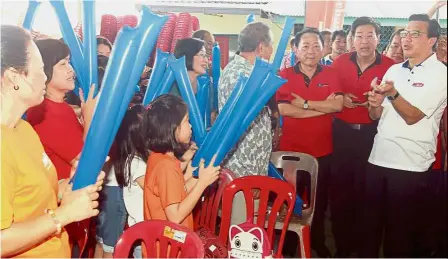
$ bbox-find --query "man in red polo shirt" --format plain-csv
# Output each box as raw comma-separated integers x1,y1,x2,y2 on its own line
330,17,395,257
277,28,343,258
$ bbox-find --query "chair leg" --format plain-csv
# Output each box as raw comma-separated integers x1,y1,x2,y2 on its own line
297,225,311,258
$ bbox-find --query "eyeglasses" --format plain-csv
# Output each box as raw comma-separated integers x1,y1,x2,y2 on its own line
195,53,208,60
399,30,427,39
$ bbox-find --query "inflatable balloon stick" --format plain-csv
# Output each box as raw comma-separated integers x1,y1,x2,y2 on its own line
143,49,170,106
211,42,221,111
236,70,286,138
82,0,98,97
154,66,176,97
169,57,206,145
71,26,141,190
50,0,85,90
268,163,303,215
196,74,211,128
111,7,168,145
191,74,247,176
206,58,271,164
246,13,255,23
272,17,295,70
22,0,41,30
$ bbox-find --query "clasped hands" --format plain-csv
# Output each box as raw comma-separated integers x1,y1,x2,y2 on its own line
366,77,398,108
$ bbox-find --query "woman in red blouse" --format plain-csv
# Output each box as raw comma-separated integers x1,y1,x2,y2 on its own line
27,39,97,180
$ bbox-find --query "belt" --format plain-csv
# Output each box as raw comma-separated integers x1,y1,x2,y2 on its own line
335,119,371,131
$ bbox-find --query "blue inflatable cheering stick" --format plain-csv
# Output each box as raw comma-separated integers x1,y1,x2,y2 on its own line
22,0,41,30
142,49,170,106
246,13,255,23
82,0,98,98
50,0,85,90
268,163,303,215
211,43,221,111
271,17,295,70
169,57,206,145
191,74,248,176
71,26,141,190
196,74,211,128
111,7,169,146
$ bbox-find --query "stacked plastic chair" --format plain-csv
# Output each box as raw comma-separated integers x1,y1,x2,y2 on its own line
192,16,200,32
100,14,118,44
170,12,192,53
122,14,138,28
146,13,177,67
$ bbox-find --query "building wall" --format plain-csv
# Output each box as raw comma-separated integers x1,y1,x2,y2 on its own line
191,13,290,60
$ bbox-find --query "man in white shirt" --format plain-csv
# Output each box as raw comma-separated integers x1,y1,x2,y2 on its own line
361,14,447,257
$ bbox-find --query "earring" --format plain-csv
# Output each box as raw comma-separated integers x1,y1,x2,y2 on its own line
13,85,20,90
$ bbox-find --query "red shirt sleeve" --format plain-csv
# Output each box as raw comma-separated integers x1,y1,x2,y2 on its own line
277,68,293,103
328,67,343,94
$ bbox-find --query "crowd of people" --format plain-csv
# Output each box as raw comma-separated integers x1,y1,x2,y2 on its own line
1,2,447,258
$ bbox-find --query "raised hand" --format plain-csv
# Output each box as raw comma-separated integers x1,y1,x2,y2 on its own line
198,155,220,187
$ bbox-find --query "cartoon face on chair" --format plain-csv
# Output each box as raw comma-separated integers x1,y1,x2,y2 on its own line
228,223,272,259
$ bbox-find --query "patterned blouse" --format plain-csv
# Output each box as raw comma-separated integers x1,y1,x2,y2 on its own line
218,55,272,178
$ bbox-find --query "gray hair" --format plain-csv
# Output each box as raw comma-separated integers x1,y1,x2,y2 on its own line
238,22,272,53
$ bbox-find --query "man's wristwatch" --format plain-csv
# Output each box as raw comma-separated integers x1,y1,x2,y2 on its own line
387,91,400,101
303,100,309,110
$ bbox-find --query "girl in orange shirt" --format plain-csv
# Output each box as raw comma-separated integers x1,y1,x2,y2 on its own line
141,94,220,230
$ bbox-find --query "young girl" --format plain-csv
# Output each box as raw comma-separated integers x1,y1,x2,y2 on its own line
142,94,220,230
108,105,147,258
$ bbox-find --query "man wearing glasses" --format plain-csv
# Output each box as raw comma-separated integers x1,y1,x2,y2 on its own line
363,14,447,257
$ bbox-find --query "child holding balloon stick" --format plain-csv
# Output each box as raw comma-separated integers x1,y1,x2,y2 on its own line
141,95,220,232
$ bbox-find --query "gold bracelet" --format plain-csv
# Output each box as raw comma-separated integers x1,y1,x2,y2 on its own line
45,209,62,235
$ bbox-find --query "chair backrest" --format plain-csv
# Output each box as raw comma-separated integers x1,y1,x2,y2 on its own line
114,220,204,258
194,169,236,233
270,151,319,225
219,176,296,258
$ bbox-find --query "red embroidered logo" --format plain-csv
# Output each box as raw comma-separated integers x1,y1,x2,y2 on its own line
412,82,424,87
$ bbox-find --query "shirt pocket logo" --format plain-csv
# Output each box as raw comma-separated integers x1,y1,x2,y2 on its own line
412,82,424,87
317,83,329,88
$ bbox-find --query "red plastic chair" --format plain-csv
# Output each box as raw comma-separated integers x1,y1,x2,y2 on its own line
218,176,296,258
114,220,204,258
194,169,236,233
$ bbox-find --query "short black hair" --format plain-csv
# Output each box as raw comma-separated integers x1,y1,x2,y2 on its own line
35,39,70,85
192,30,211,40
141,94,189,160
351,16,381,36
332,30,347,42
96,36,112,50
408,14,441,39
1,25,32,77
174,38,205,71
290,38,295,47
294,27,324,47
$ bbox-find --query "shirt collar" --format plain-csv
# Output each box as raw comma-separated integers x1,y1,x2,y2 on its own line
402,53,437,70
293,62,323,77
233,54,254,69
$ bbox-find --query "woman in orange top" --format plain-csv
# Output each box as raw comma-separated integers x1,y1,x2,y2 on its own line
1,25,104,258
141,94,220,230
